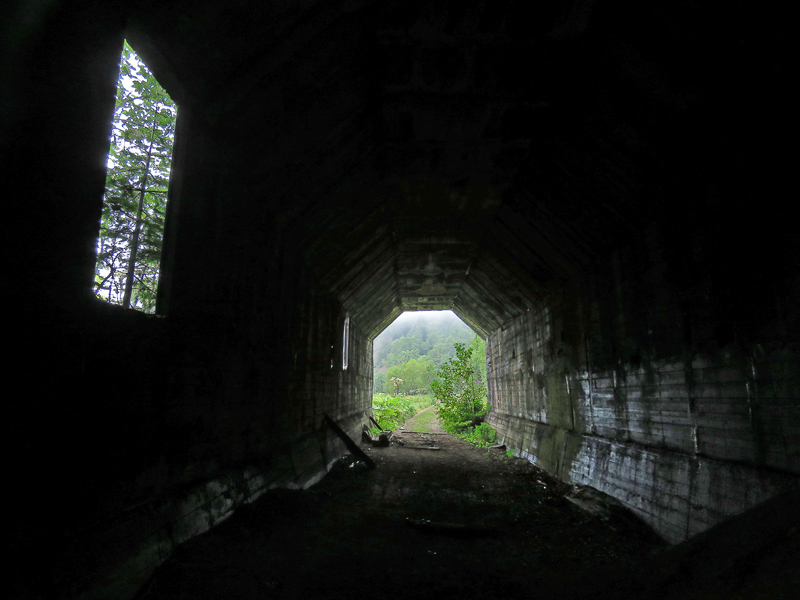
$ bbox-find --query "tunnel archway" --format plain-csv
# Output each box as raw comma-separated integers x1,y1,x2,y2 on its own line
7,1,798,598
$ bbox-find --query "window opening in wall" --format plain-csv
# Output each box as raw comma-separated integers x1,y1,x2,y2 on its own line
371,311,489,446
342,315,350,370
94,40,177,313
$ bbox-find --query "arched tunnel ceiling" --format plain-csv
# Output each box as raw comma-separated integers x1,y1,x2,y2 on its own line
130,1,712,339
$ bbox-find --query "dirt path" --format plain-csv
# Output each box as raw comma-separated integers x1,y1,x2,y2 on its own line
136,418,671,600
401,404,445,434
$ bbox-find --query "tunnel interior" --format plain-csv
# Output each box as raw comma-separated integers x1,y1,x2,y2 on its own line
5,1,799,598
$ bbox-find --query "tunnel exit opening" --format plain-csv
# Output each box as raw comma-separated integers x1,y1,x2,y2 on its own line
370,310,491,445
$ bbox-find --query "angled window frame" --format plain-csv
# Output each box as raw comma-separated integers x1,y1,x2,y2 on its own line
94,39,177,314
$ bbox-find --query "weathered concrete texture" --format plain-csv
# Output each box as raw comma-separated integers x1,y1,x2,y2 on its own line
44,300,373,599
67,422,367,600
487,272,800,543
23,241,373,598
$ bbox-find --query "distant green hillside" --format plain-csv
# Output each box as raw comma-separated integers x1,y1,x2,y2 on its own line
373,311,485,394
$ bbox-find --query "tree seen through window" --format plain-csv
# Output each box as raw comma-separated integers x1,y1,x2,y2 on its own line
94,40,176,312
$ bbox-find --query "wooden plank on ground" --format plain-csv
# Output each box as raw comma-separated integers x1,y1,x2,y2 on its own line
323,414,376,469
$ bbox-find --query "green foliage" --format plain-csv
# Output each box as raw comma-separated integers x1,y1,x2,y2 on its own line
506,449,515,458
468,335,487,383
94,41,176,312
405,394,436,415
372,393,415,430
472,422,496,444
431,342,489,433
371,393,435,430
385,358,437,395
373,313,479,394
457,423,497,448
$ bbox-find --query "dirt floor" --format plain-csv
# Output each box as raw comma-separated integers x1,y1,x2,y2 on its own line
132,410,799,600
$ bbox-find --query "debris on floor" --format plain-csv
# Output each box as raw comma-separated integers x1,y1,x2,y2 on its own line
565,484,623,520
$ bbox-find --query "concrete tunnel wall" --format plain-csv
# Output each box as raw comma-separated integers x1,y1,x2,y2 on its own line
6,5,378,597
485,242,800,544
4,1,799,598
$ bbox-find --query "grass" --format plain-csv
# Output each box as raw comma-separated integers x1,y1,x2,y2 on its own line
372,393,499,449
408,407,437,433
372,393,436,431
406,394,436,414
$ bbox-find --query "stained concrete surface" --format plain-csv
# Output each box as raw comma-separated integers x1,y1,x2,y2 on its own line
130,426,800,600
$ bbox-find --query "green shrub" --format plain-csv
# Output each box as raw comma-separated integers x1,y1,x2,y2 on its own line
431,342,489,433
371,393,436,431
472,422,496,443
457,422,497,448
372,393,412,430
